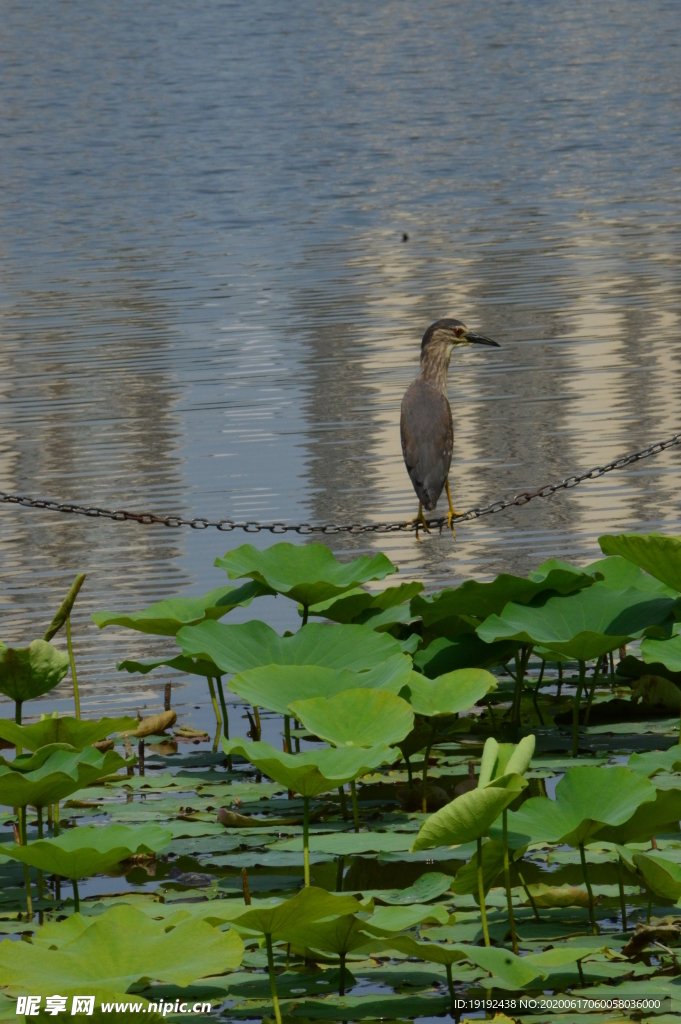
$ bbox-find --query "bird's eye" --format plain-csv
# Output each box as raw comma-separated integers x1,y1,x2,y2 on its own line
454,327,463,337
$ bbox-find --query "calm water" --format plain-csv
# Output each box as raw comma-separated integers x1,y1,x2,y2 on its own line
1,1,680,730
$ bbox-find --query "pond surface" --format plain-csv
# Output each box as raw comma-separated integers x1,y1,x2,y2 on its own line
1,0,681,725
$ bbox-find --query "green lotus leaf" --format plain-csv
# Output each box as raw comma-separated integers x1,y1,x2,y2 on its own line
2,744,79,772
414,634,515,677
411,773,527,851
595,776,681,844
228,656,412,716
222,738,396,797
631,850,681,902
599,532,681,593
451,839,507,898
359,903,449,935
404,668,497,717
215,542,397,609
503,766,656,848
369,934,546,987
0,824,171,879
92,582,266,637
476,585,678,661
479,735,535,787
411,567,594,630
533,555,676,595
308,582,423,628
0,746,132,809
628,748,681,776
177,620,404,674
373,872,453,905
117,655,219,678
289,688,413,747
273,831,413,855
281,914,376,956
0,904,243,998
0,716,138,752
235,885,362,937
43,574,87,642
0,640,70,704
642,634,681,674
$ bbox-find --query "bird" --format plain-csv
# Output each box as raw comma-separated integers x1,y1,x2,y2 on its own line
400,318,500,539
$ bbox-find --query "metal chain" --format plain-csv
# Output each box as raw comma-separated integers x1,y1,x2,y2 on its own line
1,431,680,535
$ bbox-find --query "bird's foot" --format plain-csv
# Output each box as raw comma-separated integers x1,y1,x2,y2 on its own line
442,508,458,538
411,506,431,542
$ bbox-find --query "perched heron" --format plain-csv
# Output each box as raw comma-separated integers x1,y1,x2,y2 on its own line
400,318,500,539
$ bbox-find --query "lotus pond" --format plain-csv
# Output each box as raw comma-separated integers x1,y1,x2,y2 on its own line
2,534,681,1022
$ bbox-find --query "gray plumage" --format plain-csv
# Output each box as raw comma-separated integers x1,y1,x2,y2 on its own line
401,318,499,520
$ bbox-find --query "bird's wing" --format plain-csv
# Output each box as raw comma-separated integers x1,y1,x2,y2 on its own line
400,379,453,511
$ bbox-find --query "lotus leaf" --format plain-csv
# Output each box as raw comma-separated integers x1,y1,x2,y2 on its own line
0,640,70,705
522,885,591,909
215,542,397,609
0,746,132,808
370,934,546,987
595,776,681,844
642,634,681,673
0,823,171,878
628,748,681,776
228,656,412,716
282,913,376,957
411,773,527,851
92,582,265,637
374,872,453,905
534,555,676,595
479,735,535,786
451,839,512,898
0,716,138,752
503,766,656,848
0,904,243,998
308,582,423,627
359,903,449,934
288,688,413,747
411,567,594,631
43,574,87,642
177,620,404,674
476,585,678,661
222,738,397,796
235,886,362,938
599,532,681,593
414,635,515,677
118,654,219,677
405,669,497,718
631,851,681,902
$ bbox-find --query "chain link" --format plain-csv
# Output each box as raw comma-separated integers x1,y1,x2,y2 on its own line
1,431,680,535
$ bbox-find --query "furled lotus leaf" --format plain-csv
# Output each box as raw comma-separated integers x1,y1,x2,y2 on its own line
599,533,681,594
414,635,515,678
222,738,396,797
92,582,266,637
0,904,243,998
0,746,132,808
288,688,414,747
411,774,527,852
503,766,656,848
0,716,138,752
368,934,546,987
0,640,70,704
642,634,681,674
411,567,594,630
479,735,535,787
228,656,412,715
0,824,171,879
631,851,681,902
234,885,361,937
477,585,678,662
404,669,497,718
215,542,397,609
177,620,404,675
307,582,423,629
43,574,87,642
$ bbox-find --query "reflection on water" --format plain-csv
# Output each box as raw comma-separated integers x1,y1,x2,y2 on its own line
1,1,680,727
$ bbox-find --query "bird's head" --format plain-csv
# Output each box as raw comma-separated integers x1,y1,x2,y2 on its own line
421,318,500,354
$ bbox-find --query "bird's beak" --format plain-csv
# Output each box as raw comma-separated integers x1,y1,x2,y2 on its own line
465,331,500,347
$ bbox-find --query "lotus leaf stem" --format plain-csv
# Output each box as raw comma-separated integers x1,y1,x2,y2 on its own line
579,843,597,935
557,662,563,698
284,715,292,754
216,677,229,740
65,616,81,720
265,932,282,1024
254,706,261,741
339,950,346,996
19,807,33,920
335,856,345,892
476,837,490,947
301,605,309,627
511,645,532,729
532,661,545,727
572,661,586,757
584,655,604,727
72,877,80,914
350,780,359,833
53,803,61,900
36,807,44,916
502,810,519,954
445,962,457,1012
303,795,310,886
405,754,413,789
206,677,222,751
617,855,627,932
517,868,540,921
338,786,348,820
15,700,22,727
241,867,251,904
421,721,437,814
577,959,585,986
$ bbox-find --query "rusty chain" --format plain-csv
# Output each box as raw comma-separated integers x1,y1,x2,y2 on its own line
1,431,680,535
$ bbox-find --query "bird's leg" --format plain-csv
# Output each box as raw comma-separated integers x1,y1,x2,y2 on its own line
411,502,430,541
444,480,458,537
